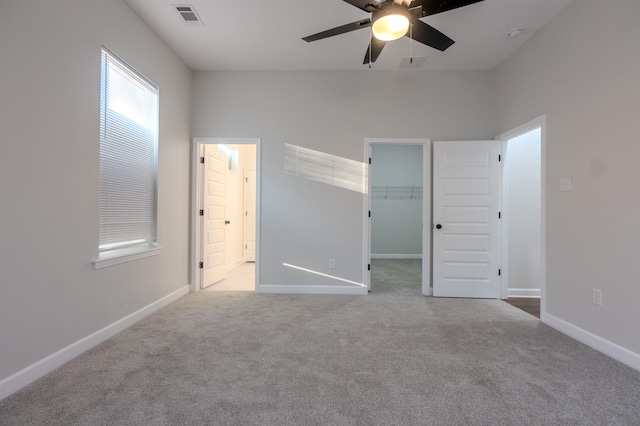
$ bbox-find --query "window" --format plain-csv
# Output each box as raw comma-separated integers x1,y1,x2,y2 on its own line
217,144,239,172
97,48,159,262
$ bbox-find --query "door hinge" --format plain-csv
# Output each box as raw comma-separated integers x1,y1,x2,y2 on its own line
498,154,501,162
199,209,204,216
368,264,371,271
199,262,204,269
369,157,372,165
368,210,371,218
200,157,205,164
498,211,501,219
498,268,501,276
245,177,248,182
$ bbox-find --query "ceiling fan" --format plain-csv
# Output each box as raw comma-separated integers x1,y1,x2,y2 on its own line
302,0,484,65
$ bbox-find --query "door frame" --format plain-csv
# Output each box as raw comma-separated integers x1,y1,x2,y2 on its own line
243,167,257,262
190,137,261,293
363,138,431,296
496,115,546,312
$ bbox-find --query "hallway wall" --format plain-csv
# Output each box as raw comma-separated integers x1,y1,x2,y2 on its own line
505,128,541,296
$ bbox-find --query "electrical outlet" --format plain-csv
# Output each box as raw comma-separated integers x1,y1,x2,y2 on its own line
329,259,336,269
593,288,602,306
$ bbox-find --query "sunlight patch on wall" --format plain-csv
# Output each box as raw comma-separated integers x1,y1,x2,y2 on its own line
283,263,366,287
284,144,367,194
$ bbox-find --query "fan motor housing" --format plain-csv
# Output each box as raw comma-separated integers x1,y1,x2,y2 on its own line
372,4,411,22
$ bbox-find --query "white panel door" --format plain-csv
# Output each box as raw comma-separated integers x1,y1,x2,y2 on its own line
243,168,256,262
433,141,502,298
202,145,228,288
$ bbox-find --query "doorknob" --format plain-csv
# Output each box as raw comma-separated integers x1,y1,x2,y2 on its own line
435,224,442,229
225,220,230,225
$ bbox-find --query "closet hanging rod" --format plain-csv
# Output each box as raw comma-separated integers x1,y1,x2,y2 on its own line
371,186,423,200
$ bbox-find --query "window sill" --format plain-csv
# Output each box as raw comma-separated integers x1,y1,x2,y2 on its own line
92,246,162,270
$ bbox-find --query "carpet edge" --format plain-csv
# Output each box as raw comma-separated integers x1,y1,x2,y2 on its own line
0,285,189,401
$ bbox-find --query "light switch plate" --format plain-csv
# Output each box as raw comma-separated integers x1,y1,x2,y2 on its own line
560,177,572,191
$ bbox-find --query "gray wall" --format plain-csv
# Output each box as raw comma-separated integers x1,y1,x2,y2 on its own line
191,70,494,287
371,145,423,257
0,0,191,380
506,128,541,293
493,0,640,354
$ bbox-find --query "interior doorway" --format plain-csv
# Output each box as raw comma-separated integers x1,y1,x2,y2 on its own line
190,138,260,292
364,138,431,296
498,116,545,313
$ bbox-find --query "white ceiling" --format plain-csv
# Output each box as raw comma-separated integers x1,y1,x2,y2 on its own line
125,0,571,71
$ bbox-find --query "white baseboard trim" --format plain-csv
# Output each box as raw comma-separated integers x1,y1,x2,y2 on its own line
226,259,245,272
257,285,367,295
543,312,640,373
0,285,189,401
371,254,422,259
507,288,541,298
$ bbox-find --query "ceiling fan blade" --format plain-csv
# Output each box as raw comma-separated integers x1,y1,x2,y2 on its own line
343,0,380,13
408,19,454,51
303,19,371,42
363,36,386,64
409,0,483,17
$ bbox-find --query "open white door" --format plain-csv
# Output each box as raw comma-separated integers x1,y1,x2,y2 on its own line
433,141,502,298
202,144,228,288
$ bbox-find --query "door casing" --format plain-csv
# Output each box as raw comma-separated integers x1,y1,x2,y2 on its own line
497,115,547,309
243,168,257,262
363,138,431,296
190,137,261,293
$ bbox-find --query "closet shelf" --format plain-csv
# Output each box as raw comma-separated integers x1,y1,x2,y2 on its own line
371,186,423,200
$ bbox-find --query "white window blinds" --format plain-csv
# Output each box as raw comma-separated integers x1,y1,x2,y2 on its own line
99,48,158,256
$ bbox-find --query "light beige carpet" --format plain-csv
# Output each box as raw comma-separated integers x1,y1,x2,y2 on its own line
2,261,640,425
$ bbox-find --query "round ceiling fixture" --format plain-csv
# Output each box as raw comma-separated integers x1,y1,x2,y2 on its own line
372,6,411,41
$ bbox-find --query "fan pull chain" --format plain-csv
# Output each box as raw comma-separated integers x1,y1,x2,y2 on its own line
369,26,372,69
410,23,413,64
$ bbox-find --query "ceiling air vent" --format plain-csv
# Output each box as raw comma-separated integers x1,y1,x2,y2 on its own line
173,4,204,27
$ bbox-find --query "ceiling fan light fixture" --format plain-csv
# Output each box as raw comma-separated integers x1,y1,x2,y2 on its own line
372,7,410,41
